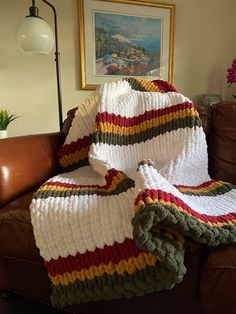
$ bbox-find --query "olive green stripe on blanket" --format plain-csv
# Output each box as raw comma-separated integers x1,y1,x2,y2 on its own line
132,203,236,255
33,178,135,199
93,116,202,146
50,257,186,308
122,77,150,91
177,182,234,196
61,158,90,172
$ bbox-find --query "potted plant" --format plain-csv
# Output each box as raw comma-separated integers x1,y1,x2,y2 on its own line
0,109,19,139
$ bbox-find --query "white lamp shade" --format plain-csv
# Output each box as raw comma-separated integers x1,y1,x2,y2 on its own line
17,16,55,55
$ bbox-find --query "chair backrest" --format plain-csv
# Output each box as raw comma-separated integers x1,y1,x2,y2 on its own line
63,102,236,184
208,102,236,184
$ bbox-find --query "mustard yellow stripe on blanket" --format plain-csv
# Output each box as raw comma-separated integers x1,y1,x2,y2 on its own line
40,172,129,192
135,77,164,92
49,252,159,286
60,146,90,167
98,108,196,135
177,181,225,193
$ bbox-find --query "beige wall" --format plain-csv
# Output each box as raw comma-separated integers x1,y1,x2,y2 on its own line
1,0,236,137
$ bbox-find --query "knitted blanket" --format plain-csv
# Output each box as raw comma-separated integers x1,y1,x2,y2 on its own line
30,78,236,308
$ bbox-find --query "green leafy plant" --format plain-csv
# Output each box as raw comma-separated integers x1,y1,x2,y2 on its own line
0,109,19,130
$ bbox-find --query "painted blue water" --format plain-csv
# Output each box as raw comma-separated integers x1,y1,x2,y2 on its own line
131,37,161,53
95,12,161,54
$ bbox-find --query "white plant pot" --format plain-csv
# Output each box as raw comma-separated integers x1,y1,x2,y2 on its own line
0,130,8,139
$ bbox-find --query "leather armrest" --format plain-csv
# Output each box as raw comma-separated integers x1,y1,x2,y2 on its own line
0,132,65,207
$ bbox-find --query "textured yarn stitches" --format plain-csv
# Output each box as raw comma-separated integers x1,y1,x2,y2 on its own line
30,77,236,308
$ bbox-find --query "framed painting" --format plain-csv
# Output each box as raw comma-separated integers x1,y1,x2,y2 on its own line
78,0,175,90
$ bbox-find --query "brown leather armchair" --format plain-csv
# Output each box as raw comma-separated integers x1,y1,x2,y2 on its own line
0,102,236,314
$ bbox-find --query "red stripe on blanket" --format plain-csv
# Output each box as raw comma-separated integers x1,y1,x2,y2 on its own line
58,134,92,158
174,179,218,189
42,169,126,189
152,79,178,92
96,102,195,127
135,189,236,224
45,238,141,276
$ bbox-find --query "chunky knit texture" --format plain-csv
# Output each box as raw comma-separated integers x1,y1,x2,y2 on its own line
30,78,236,308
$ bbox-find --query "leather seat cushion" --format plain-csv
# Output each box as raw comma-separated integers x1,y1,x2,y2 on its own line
200,245,236,314
0,191,42,263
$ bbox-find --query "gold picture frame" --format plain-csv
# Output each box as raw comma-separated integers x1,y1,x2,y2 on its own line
78,0,175,90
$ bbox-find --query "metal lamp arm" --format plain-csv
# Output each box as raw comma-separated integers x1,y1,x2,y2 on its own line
41,0,59,54
32,0,63,130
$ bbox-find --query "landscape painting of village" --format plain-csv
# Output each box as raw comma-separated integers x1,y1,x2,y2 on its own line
94,12,162,77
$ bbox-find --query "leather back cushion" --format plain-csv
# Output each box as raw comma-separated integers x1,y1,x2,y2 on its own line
208,102,236,184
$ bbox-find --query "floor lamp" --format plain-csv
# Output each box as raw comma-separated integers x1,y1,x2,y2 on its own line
17,0,63,131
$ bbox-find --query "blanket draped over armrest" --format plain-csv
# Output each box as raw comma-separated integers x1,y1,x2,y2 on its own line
30,78,236,308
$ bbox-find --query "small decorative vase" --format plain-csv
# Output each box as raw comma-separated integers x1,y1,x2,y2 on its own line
0,130,8,139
